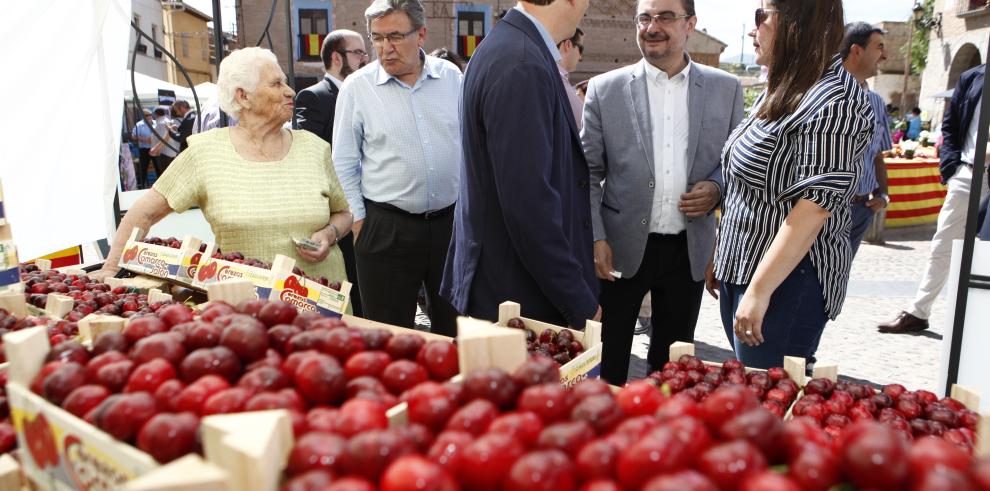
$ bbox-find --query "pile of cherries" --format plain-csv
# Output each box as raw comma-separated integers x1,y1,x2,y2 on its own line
646,355,801,417
793,378,982,453
505,317,585,366
28,299,459,466
282,363,990,491
21,265,157,320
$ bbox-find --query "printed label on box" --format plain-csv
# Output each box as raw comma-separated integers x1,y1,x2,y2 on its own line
270,274,347,318
8,384,158,491
559,345,603,388
118,243,183,279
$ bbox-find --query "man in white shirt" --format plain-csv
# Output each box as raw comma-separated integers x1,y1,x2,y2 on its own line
583,0,743,384
333,0,462,335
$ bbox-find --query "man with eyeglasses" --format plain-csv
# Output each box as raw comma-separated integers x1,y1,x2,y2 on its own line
333,0,462,336
294,29,368,316
583,0,743,384
558,27,584,128
442,0,601,330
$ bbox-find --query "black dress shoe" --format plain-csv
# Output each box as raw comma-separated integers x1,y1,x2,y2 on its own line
878,311,929,334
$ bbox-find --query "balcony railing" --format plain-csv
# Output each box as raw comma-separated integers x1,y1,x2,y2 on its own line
958,0,990,16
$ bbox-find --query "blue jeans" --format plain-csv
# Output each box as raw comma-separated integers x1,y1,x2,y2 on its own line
719,256,827,369
849,202,874,258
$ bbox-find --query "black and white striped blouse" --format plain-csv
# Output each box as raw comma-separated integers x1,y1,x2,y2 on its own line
714,57,874,319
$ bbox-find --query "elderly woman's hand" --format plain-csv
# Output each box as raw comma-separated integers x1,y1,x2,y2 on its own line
297,229,333,263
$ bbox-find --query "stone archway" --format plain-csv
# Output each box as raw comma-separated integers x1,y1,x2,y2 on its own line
947,43,982,90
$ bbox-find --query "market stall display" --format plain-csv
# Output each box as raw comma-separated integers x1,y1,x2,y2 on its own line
883,143,948,228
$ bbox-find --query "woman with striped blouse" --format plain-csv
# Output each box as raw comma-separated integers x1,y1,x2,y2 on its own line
708,0,874,368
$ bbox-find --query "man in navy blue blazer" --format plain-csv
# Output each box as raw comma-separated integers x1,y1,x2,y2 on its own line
441,0,601,329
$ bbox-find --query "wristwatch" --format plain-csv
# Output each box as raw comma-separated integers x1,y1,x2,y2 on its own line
879,193,891,208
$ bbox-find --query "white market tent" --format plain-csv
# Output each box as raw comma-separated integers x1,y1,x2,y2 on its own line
123,69,195,103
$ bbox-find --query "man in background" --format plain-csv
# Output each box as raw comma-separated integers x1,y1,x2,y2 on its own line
557,27,584,128
296,28,369,317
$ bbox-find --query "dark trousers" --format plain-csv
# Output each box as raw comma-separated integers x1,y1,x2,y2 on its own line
719,255,827,369
338,233,363,317
354,200,458,337
153,155,173,180
136,148,152,189
849,201,875,258
599,233,703,385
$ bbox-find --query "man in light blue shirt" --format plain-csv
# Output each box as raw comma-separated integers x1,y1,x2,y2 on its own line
332,0,461,335
130,109,155,189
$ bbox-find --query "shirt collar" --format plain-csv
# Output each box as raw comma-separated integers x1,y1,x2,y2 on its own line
643,57,691,83
374,49,438,86
325,73,344,88
513,5,562,63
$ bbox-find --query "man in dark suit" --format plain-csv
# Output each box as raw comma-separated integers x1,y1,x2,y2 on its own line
169,100,198,151
879,64,988,333
295,29,368,316
441,0,600,329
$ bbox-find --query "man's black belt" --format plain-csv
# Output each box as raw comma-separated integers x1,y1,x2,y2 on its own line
366,199,455,220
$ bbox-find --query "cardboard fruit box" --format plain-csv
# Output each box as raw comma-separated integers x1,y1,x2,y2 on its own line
2,282,452,490
491,302,602,388
117,230,203,287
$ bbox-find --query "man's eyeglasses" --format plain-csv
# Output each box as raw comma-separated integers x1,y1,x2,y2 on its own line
369,28,418,46
340,49,369,58
635,12,693,28
755,8,779,27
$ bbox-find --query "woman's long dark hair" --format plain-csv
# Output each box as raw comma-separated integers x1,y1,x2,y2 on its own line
757,0,845,122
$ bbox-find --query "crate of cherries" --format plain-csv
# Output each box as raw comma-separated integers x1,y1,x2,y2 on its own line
792,377,985,454
4,297,460,490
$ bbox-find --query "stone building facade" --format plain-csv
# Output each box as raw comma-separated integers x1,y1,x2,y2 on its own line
919,0,990,128
869,21,922,114
235,0,728,89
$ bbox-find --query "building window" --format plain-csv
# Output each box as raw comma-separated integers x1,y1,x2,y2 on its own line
298,8,329,61
151,24,163,58
456,10,487,60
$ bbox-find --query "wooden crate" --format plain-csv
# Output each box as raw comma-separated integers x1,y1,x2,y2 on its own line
493,302,602,388
192,245,278,299
104,276,171,294
117,230,202,286
1,325,294,491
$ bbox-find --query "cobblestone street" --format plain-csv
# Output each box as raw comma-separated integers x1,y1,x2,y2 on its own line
630,223,949,390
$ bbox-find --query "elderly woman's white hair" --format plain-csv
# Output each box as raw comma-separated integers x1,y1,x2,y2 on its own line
217,47,279,120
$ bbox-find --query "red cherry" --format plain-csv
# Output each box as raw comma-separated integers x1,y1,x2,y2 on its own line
62,385,111,418
908,436,972,477
238,366,290,392
137,412,199,463
182,321,223,351
175,375,230,414
615,380,665,416
696,440,767,490
505,449,577,491
718,407,784,458
457,433,525,491
294,354,346,405
446,399,499,435
343,351,392,379
122,316,168,345
385,334,425,360
787,442,840,491
536,420,596,457
576,438,619,482
738,471,801,491
334,398,389,438
342,429,415,482
219,315,269,362
156,304,194,327
571,394,623,435
130,333,187,367
463,367,520,410
154,379,185,412
642,470,719,491
125,358,177,394
95,359,136,392
257,301,298,327
839,421,909,490
517,383,574,423
324,477,376,491
180,346,242,383
427,430,474,472
699,386,760,432
488,411,544,447
381,360,429,396
42,362,87,406
287,431,347,476
94,392,157,441
381,455,458,491
201,387,254,415
405,382,458,432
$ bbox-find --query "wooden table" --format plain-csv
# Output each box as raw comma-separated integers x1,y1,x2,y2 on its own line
884,158,947,228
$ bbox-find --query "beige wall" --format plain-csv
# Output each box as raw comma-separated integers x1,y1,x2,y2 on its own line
165,8,214,87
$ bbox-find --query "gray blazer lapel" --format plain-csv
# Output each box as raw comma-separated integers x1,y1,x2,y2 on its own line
627,61,655,178
687,62,704,178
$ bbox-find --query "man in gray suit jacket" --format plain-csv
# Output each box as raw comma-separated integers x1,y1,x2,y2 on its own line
583,0,743,385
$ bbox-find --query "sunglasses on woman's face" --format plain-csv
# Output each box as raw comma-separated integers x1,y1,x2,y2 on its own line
755,8,779,27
